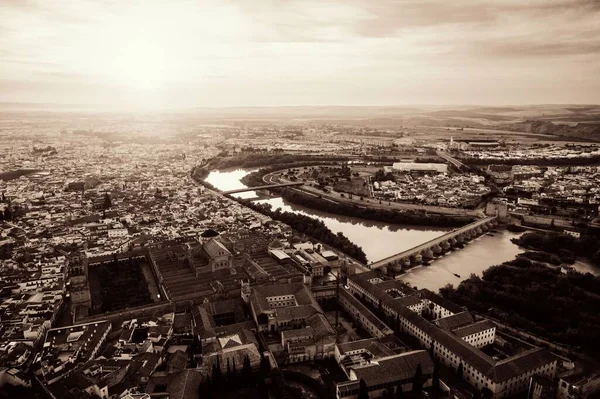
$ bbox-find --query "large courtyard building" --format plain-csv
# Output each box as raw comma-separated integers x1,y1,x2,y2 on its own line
335,337,434,399
346,272,557,398
246,282,336,362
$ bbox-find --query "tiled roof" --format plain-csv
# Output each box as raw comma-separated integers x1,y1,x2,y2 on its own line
340,289,392,334
492,348,557,383
337,338,395,358
165,369,204,399
396,295,422,307
452,320,495,338
420,289,464,314
277,305,319,323
434,311,475,330
339,350,434,393
250,282,318,316
306,313,336,337
203,238,231,259
282,327,314,341
349,273,556,384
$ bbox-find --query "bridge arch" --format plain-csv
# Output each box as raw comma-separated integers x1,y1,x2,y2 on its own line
368,216,498,270
410,253,423,265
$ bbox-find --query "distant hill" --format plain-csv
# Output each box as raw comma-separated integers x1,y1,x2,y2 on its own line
467,107,523,114
499,120,600,142
422,110,516,121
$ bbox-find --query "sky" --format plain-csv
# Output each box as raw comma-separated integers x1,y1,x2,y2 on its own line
1,0,599,109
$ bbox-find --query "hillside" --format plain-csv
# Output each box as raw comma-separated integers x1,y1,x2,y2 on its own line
499,120,600,142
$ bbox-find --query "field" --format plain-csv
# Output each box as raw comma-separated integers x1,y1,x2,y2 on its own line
333,177,370,197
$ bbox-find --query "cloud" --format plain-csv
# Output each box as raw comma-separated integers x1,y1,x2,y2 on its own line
0,0,599,106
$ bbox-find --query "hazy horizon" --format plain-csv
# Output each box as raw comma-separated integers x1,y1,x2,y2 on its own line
2,0,600,110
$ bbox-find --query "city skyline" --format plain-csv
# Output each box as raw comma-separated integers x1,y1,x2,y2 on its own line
1,0,600,110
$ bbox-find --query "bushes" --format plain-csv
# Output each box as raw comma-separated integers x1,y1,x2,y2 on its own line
210,154,349,170
516,231,600,263
518,251,562,265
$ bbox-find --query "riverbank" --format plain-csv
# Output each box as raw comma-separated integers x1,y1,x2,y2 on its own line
514,230,600,266
276,187,475,228
203,168,452,262
192,167,369,264
239,166,477,227
439,255,600,358
239,199,368,264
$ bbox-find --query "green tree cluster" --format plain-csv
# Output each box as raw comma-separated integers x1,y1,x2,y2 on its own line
440,256,600,357
240,199,368,263
516,231,600,265
278,188,473,228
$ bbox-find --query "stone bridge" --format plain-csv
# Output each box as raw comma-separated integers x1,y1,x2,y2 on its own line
369,216,498,272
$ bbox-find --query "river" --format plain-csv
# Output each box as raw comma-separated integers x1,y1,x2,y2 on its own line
205,169,599,292
400,230,525,291
205,169,451,262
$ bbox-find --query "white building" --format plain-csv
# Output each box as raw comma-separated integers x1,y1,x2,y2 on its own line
392,162,448,173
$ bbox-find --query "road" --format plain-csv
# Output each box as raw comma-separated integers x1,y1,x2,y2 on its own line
436,151,467,170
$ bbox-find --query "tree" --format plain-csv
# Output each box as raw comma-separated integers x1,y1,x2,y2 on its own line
226,358,232,380
358,378,369,399
413,364,423,393
432,359,440,391
395,383,403,399
258,376,269,399
199,375,212,399
211,363,218,381
457,362,464,381
213,357,223,384
3,207,11,221
242,354,252,384
103,193,112,209
232,358,237,380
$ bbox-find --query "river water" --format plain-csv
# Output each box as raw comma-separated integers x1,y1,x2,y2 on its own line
400,230,525,291
205,169,599,292
205,169,451,262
